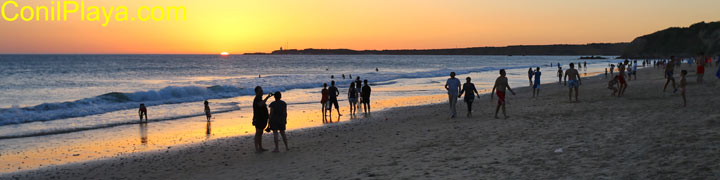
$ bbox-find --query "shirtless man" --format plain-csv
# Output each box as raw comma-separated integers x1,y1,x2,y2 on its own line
564,63,581,102
663,56,678,93
491,69,516,119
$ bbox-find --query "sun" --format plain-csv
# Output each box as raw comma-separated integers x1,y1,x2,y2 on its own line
220,52,229,56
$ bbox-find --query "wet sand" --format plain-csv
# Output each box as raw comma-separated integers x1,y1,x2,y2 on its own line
3,65,720,179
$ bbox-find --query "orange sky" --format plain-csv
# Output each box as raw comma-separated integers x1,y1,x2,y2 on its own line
0,0,718,54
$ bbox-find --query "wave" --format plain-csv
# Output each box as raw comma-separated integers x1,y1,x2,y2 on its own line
0,108,239,140
0,65,530,126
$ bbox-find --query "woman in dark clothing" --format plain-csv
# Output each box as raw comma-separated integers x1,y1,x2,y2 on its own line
268,91,289,152
253,86,273,152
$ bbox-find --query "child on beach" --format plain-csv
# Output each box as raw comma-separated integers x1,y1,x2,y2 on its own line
608,75,619,96
527,68,534,86
321,83,329,121
361,80,372,113
564,63,581,102
204,100,211,121
459,77,480,117
138,104,148,122
491,69,516,119
348,82,358,115
558,67,564,85
680,70,687,107
532,67,541,97
268,91,289,152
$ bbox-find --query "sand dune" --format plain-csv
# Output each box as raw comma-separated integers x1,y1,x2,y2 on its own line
3,64,720,179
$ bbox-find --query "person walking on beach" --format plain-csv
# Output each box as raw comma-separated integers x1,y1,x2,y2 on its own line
347,82,358,115
605,68,608,78
527,68,534,86
138,104,148,122
564,63,581,102
558,67,564,85
617,62,628,96
491,69,516,119
445,72,461,118
663,56,678,93
361,79,372,113
632,60,638,80
320,83,329,121
459,77,480,117
696,53,706,84
328,81,342,117
584,61,587,69
204,100,211,121
610,64,615,76
532,67,541,97
680,70,688,107
253,86,273,152
268,91,289,152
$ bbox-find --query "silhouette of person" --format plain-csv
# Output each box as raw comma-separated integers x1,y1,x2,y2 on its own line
252,86,273,152
204,100,211,121
328,81,341,116
268,91,289,152
361,79,372,113
138,104,148,122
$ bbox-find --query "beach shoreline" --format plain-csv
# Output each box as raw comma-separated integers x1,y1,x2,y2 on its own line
3,64,720,179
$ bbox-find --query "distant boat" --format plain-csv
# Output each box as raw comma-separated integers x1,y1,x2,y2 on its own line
579,56,607,59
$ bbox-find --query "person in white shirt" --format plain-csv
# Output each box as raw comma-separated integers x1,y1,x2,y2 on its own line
444,72,461,118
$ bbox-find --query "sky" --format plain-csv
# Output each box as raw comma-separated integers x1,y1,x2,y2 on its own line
0,0,718,54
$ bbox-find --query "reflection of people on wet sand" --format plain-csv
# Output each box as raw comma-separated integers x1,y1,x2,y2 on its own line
138,122,148,145
204,100,211,121
206,121,212,137
253,86,273,153
138,104,148,122
268,91,289,152
491,69,516,119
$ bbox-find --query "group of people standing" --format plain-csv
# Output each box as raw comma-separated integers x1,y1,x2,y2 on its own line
320,77,372,120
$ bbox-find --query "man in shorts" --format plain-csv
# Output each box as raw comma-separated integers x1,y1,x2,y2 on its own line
564,63,581,102
361,80,372,113
328,81,341,116
491,69,516,119
696,53,706,84
663,56,678,93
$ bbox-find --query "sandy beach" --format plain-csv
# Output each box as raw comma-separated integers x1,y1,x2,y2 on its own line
3,64,719,179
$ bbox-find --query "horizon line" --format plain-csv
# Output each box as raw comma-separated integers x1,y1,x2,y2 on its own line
0,42,629,55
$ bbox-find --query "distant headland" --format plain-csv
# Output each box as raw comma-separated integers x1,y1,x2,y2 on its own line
244,21,719,58
244,43,628,56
